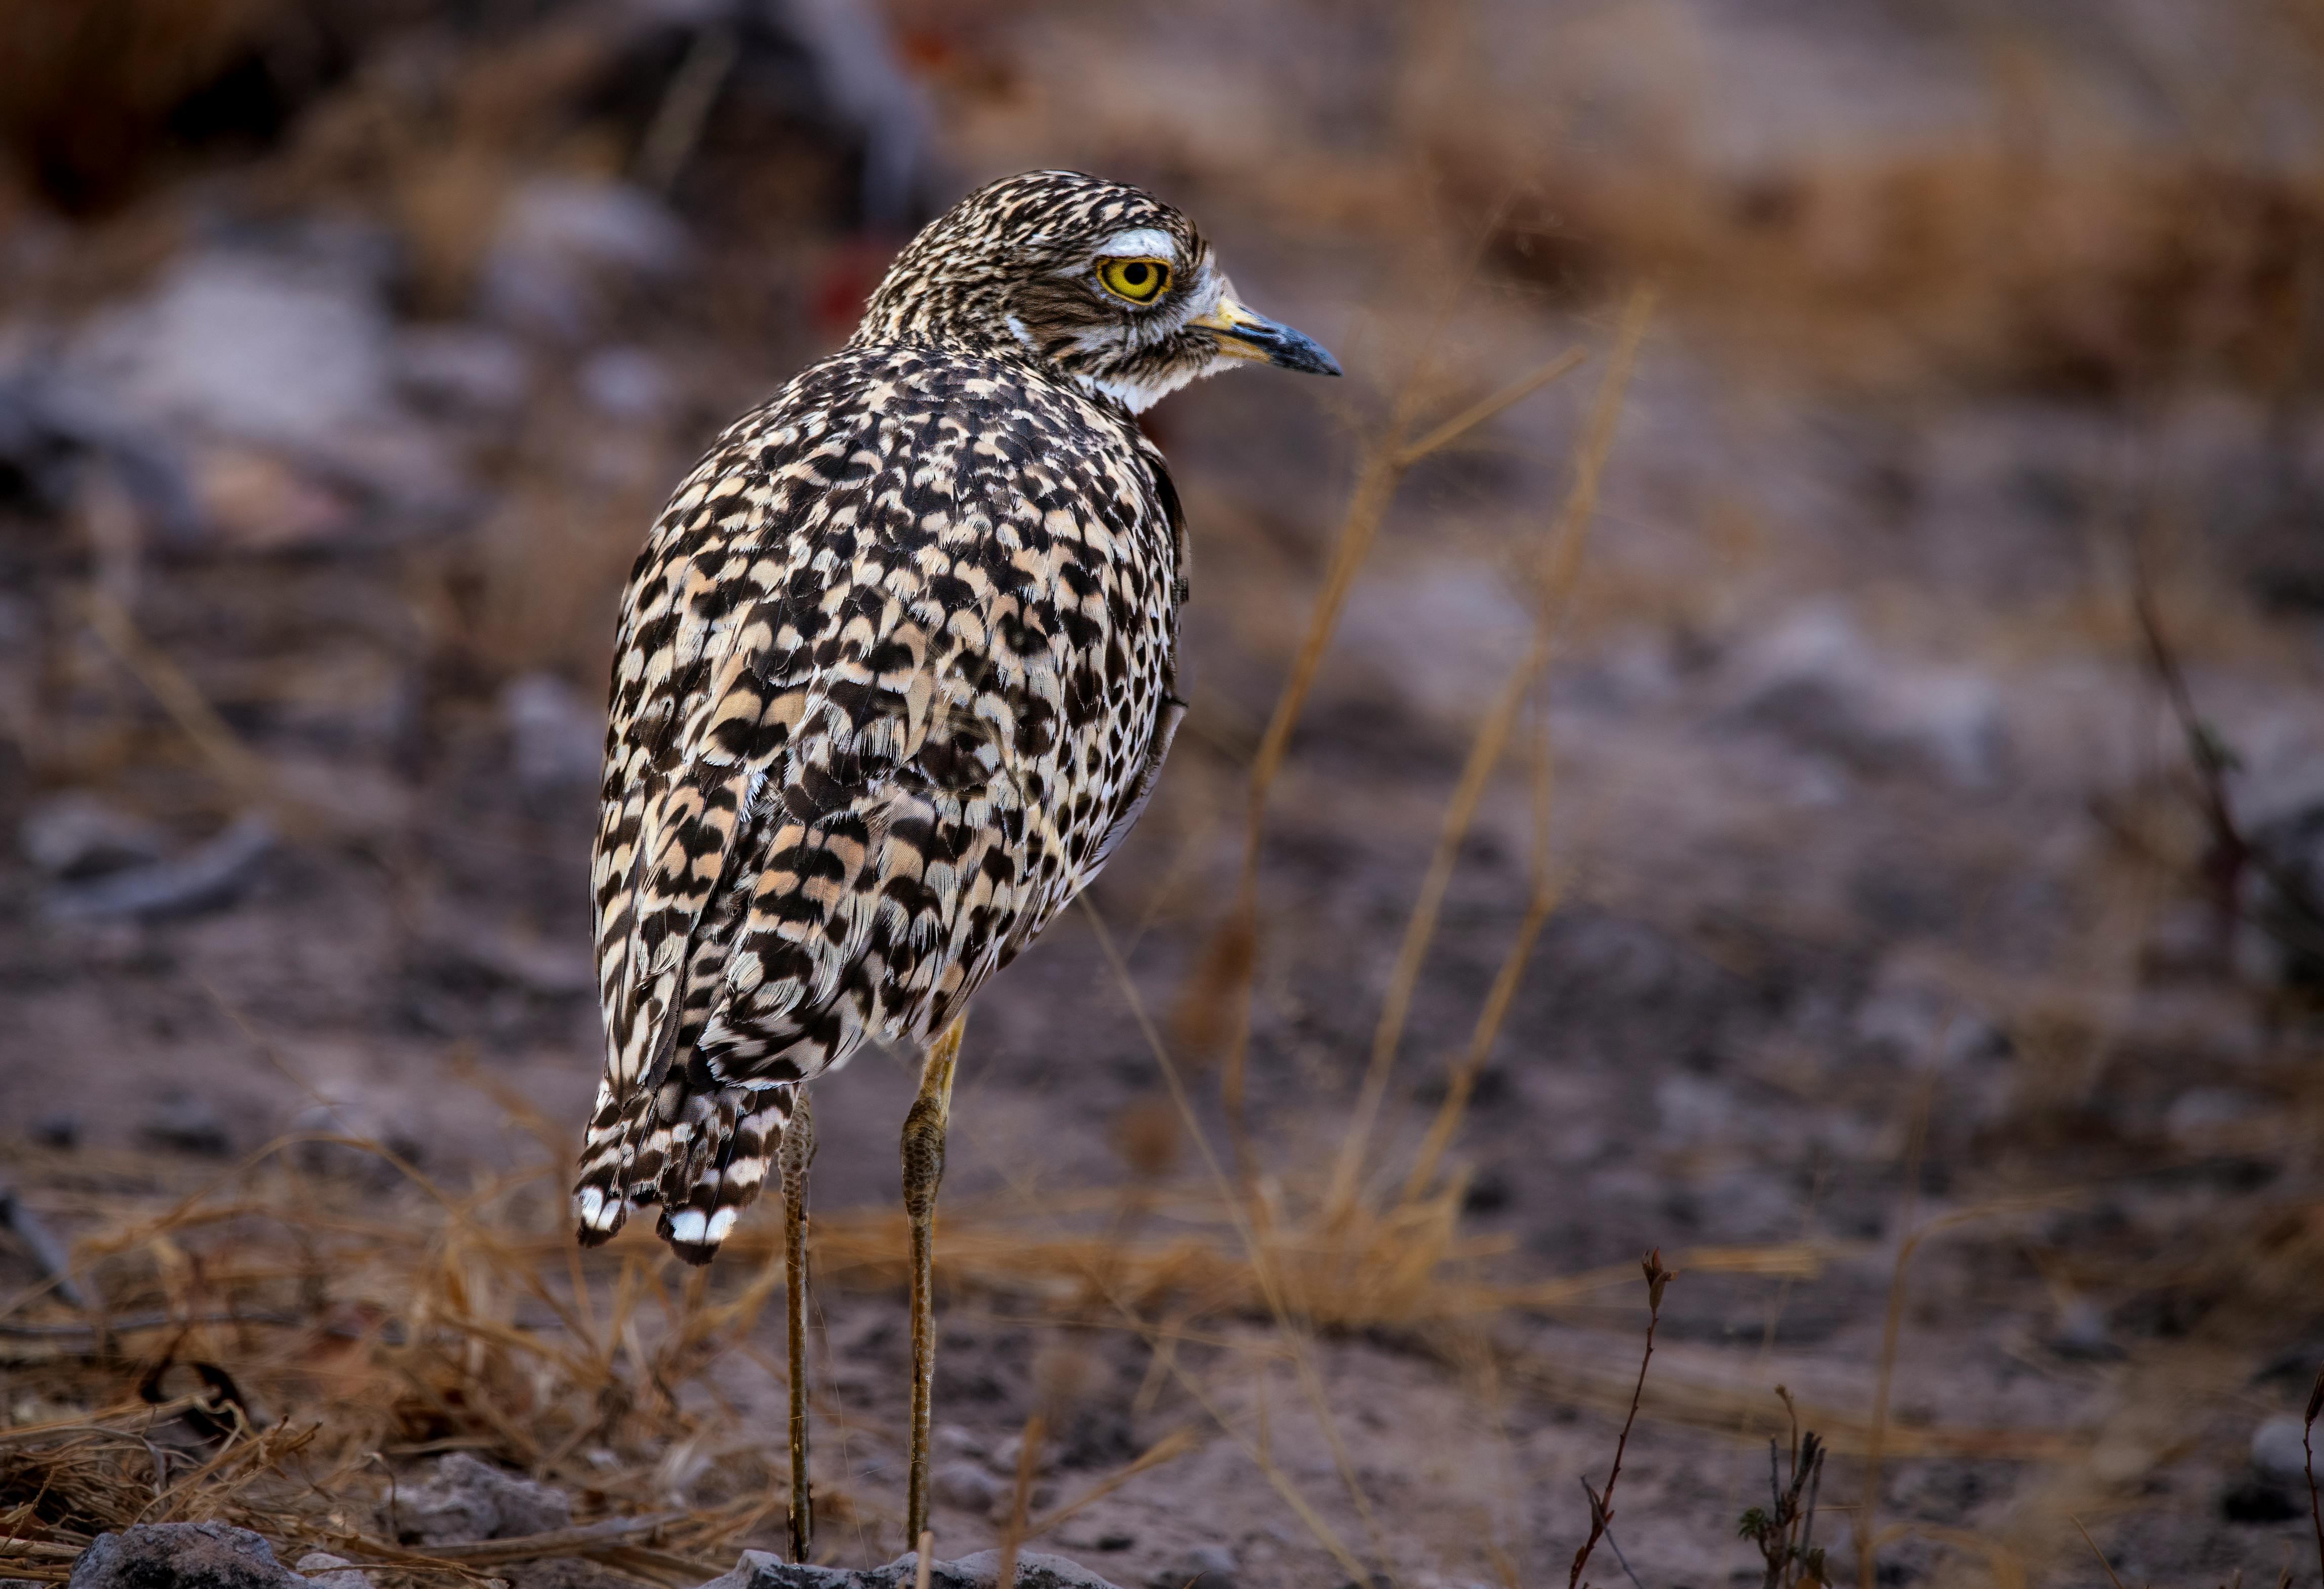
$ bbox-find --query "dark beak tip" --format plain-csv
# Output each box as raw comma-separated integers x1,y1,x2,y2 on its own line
1220,316,1341,378
1269,325,1342,379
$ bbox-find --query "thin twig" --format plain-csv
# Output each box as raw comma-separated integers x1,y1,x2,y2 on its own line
2070,1516,2129,1589
79,591,310,834
1580,1478,1649,1589
0,1185,92,1311
1566,1251,1676,1589
1856,1067,1935,1589
992,1411,1044,1589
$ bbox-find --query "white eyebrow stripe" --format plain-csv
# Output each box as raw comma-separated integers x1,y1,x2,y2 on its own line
1091,227,1176,261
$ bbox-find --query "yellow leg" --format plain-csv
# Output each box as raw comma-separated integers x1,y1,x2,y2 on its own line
902,1013,966,1549
780,1091,817,1563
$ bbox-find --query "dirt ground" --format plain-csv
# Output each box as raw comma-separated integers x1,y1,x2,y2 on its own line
5,3,2324,1587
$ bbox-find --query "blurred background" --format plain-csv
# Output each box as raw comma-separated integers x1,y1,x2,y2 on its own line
4,2,2324,1587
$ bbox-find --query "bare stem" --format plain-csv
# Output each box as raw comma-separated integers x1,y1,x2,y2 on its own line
1566,1251,1677,1589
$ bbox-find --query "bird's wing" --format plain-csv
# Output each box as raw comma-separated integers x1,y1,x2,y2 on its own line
580,352,1181,1251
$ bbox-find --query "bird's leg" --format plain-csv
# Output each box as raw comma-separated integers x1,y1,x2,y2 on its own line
779,1090,817,1564
901,1013,966,1547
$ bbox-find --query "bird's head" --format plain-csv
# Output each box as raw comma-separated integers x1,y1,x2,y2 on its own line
852,170,1340,414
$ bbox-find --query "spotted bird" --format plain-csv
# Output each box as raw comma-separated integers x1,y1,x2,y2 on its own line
573,170,1339,1556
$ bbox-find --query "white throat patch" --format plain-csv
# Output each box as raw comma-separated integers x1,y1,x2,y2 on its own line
1078,360,1224,414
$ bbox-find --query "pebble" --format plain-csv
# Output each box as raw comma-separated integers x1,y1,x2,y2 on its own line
2252,1415,2315,1481
66,1523,301,1589
294,1555,374,1589
1149,1545,1235,1589
929,1458,1000,1513
139,1089,232,1157
388,1453,572,1545
18,793,165,879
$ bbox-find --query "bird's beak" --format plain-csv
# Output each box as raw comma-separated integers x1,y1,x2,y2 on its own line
1193,293,1342,377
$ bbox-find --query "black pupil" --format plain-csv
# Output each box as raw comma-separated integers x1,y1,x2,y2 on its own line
1123,263,1151,289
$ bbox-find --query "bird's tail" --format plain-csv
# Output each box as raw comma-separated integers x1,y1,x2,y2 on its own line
573,1077,794,1265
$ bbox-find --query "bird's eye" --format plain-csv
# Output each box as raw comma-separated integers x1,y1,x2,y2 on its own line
1097,256,1172,304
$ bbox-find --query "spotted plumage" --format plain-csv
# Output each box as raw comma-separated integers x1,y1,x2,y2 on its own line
574,170,1338,1266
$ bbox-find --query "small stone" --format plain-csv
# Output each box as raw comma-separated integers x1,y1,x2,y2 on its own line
2253,1415,2315,1481
73,249,394,450
502,673,603,793
288,1103,425,1184
2166,1089,2261,1145
579,346,672,420
932,1424,986,1460
390,1453,572,1544
930,1458,999,1513
1149,1545,1235,1589
481,179,688,338
701,1545,1125,1587
2048,1298,2120,1361
1095,1533,1135,1552
20,794,165,879
139,1089,231,1157
397,327,531,416
45,813,274,921
67,1523,301,1589
296,1553,374,1589
990,1431,1055,1476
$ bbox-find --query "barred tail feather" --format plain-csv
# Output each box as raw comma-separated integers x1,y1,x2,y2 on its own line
572,1078,794,1265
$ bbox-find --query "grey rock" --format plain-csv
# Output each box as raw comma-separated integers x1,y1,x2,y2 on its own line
2165,1088,2262,1145
776,0,934,229
288,1102,426,1183
697,1547,1123,1589
990,1431,1055,1476
396,327,532,417
45,814,274,921
578,346,673,420
20,793,166,879
67,1522,303,1589
0,368,202,540
932,1423,986,1460
930,1457,1000,1513
2253,1415,2315,1481
2048,1298,2120,1362
1148,1544,1234,1589
1724,601,2005,789
139,1088,232,1157
73,251,393,450
502,672,604,793
390,1452,573,1544
481,179,687,338
426,913,597,998
295,1554,375,1589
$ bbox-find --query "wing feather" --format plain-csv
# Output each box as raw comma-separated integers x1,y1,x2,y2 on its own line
577,344,1184,1259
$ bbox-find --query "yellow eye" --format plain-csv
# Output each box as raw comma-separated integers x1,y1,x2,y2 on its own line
1097,256,1172,304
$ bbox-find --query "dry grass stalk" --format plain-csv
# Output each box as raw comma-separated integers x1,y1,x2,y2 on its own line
988,1411,1042,1589
1566,1252,1675,1589
1200,343,1588,1142
1330,284,1655,1221
80,591,303,832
